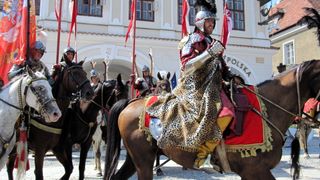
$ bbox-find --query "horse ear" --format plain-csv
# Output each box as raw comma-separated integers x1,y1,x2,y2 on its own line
78,60,85,66
157,72,162,80
167,72,171,80
117,74,122,85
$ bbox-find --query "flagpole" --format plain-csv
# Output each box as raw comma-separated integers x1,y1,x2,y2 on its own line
26,0,30,61
131,0,137,98
56,0,63,64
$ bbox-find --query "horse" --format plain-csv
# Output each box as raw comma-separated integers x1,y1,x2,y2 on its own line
6,62,94,180
55,74,128,180
0,68,61,171
104,60,320,180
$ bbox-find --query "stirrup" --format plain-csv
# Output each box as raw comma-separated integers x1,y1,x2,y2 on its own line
193,155,222,174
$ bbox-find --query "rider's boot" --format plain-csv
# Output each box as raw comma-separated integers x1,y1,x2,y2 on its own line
193,116,233,171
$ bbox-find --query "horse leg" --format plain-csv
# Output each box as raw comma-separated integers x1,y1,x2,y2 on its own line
52,144,73,180
92,131,102,176
113,153,136,179
6,149,16,180
79,139,92,180
239,169,276,180
33,150,46,180
155,153,164,176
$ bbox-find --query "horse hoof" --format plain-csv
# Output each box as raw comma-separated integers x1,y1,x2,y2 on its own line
156,169,164,176
304,154,310,159
96,172,103,177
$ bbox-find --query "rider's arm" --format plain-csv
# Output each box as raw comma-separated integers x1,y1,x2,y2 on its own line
7,64,24,81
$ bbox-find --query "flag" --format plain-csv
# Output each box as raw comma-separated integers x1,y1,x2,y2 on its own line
125,0,136,45
55,0,61,20
0,0,36,84
67,0,77,47
171,72,177,89
181,0,190,37
220,2,232,47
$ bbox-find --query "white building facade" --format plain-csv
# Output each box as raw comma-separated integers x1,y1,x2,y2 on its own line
36,0,275,85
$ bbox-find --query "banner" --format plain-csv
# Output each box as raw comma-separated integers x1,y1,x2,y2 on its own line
125,0,136,45
220,2,232,47
67,0,77,47
0,0,36,84
181,0,190,37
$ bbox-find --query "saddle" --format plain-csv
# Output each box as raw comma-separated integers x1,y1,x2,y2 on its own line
226,82,252,136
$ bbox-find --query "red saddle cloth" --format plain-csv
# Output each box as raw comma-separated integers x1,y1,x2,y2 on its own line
225,86,265,145
144,96,159,128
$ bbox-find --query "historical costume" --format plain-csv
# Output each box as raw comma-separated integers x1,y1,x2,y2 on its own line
146,0,234,168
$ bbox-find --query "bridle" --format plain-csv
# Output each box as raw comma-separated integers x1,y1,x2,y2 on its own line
236,64,320,142
65,66,90,98
0,75,56,158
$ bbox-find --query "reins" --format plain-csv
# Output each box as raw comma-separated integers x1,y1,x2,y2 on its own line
236,65,310,142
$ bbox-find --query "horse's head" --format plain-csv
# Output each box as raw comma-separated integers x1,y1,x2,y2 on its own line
154,71,171,95
99,74,128,109
24,68,61,122
299,60,320,102
62,61,94,101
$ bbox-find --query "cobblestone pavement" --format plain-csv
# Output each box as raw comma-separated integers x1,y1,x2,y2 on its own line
1,131,320,180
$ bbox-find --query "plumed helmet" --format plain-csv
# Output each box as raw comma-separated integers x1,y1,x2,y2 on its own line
142,65,150,72
64,47,76,55
194,0,217,32
195,10,216,32
90,69,98,77
32,41,46,53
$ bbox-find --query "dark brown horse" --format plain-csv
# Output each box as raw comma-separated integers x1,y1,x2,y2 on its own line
54,74,128,180
104,60,320,180
7,62,94,180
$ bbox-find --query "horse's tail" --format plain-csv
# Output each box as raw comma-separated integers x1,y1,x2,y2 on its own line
291,137,300,180
104,99,130,180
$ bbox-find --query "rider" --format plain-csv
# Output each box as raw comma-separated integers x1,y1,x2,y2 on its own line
146,5,234,170
51,47,77,82
90,69,102,92
141,65,157,92
7,41,51,81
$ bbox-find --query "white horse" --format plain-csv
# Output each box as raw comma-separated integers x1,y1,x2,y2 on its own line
0,68,61,170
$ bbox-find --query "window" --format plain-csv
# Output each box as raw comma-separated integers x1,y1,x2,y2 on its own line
177,0,196,26
35,0,40,15
130,0,154,21
283,41,295,65
78,0,103,17
226,0,245,31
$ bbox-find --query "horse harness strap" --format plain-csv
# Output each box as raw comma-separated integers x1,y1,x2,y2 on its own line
296,65,302,117
75,112,95,143
30,119,62,134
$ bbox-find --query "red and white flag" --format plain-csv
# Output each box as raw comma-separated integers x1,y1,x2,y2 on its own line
220,3,232,47
125,0,136,45
181,0,190,37
67,0,77,47
0,0,36,84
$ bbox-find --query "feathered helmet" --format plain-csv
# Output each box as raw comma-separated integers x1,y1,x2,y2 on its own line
194,0,217,32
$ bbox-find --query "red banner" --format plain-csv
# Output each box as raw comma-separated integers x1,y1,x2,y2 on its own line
220,3,232,47
181,0,190,37
125,0,136,45
67,0,77,47
0,0,36,84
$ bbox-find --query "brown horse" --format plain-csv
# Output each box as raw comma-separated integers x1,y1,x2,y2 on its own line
104,60,320,180
6,62,94,180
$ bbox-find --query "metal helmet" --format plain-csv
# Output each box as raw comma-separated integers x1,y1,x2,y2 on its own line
32,41,46,53
142,65,150,72
195,10,216,32
90,69,98,77
64,47,76,55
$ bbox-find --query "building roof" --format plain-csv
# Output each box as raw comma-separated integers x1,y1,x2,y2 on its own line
269,0,320,36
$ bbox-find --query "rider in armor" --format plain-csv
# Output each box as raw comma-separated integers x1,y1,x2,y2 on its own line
51,47,76,81
142,65,157,91
8,41,51,81
90,69,102,92
146,1,234,170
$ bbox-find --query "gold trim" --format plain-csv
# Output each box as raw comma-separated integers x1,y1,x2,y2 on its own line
30,119,62,135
